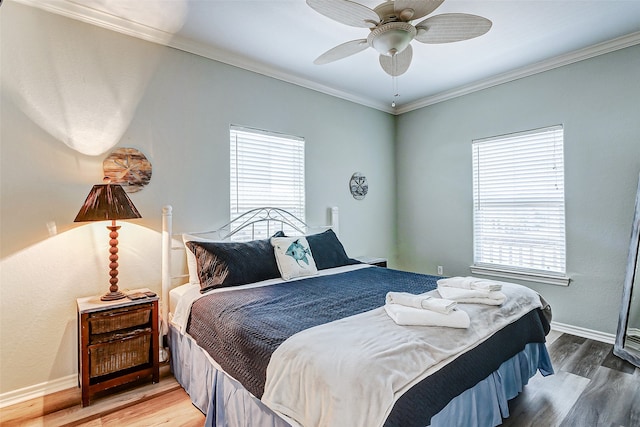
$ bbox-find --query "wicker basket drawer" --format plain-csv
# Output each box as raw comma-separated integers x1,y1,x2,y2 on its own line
90,327,152,345
89,333,151,378
89,304,151,334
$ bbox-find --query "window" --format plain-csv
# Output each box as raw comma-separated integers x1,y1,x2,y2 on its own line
230,125,305,239
471,125,568,285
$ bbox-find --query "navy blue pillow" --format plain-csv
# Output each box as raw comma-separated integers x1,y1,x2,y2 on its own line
306,229,360,270
187,233,284,293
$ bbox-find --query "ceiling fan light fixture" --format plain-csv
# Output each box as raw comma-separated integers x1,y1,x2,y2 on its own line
308,0,492,79
368,22,416,56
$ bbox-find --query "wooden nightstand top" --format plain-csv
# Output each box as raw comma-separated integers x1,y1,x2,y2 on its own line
77,288,158,313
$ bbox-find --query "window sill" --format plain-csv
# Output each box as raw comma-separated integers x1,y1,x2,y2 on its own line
469,265,570,286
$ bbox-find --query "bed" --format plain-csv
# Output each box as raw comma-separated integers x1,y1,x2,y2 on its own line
161,206,553,427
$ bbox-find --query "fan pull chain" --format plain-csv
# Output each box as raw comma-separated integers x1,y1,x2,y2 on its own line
391,76,399,108
391,54,399,108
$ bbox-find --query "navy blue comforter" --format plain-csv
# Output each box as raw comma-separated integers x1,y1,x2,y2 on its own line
186,267,549,426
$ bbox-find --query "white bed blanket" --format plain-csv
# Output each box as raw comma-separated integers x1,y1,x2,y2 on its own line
261,282,543,427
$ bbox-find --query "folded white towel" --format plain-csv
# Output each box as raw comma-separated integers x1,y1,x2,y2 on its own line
385,292,457,314
437,286,506,306
437,276,503,292
384,304,470,328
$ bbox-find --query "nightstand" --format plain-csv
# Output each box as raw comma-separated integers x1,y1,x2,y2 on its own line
356,257,388,268
77,289,160,407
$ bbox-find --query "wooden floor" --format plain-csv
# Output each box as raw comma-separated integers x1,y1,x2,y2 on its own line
2,332,638,426
0,365,205,426
502,330,640,427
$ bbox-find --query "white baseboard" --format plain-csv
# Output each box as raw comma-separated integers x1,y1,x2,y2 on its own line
551,321,616,345
0,374,77,409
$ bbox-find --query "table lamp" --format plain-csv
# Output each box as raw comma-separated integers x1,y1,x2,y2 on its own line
75,180,142,301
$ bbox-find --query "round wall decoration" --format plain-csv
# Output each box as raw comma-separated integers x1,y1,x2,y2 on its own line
349,172,368,200
103,147,152,193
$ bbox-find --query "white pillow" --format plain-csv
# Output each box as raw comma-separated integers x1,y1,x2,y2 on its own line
183,233,218,285
271,236,318,280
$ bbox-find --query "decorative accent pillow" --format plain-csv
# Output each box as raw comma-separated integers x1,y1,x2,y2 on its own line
306,229,361,270
271,236,318,280
183,231,285,286
186,235,283,293
182,233,216,285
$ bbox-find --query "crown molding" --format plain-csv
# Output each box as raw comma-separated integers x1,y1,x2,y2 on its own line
13,0,639,115
12,0,393,113
13,0,179,44
395,31,640,114
166,35,395,113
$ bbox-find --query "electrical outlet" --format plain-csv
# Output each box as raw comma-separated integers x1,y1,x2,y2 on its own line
437,265,443,275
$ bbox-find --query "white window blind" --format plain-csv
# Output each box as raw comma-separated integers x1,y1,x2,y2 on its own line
230,125,305,239
472,125,566,279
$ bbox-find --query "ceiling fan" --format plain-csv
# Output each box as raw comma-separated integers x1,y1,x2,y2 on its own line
307,0,492,77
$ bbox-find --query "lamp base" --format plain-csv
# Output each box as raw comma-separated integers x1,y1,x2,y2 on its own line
101,290,127,301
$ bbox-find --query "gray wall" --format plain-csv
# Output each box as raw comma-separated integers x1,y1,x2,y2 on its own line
396,45,640,334
0,2,395,394
2,0,639,400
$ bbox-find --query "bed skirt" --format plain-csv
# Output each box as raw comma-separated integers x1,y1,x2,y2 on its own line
169,324,553,427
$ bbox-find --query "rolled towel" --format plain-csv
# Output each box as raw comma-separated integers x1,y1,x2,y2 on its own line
437,276,503,292
385,291,427,309
437,286,506,306
385,292,457,314
422,298,458,315
384,304,470,328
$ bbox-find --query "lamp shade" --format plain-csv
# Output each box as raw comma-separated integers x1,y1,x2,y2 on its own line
74,184,142,222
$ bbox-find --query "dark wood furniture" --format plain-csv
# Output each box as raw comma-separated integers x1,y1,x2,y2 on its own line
77,289,160,407
357,257,388,267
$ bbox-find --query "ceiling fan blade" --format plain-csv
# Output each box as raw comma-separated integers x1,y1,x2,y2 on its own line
314,39,369,65
415,13,492,44
394,0,444,21
307,0,379,28
379,44,413,76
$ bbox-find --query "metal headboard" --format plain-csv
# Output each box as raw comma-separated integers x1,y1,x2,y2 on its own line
161,205,339,330
185,207,312,240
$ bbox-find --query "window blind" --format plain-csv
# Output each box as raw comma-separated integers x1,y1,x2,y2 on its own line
230,125,305,239
472,125,566,276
